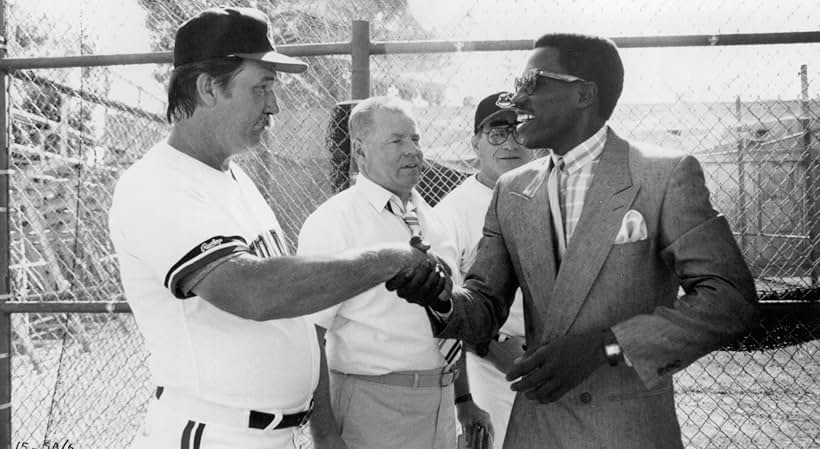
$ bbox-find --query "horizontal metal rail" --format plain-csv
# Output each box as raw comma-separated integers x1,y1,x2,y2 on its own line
12,71,166,123
0,288,123,303
0,299,812,315
0,301,130,313
372,31,820,54
0,42,351,71
0,32,817,71
612,31,820,48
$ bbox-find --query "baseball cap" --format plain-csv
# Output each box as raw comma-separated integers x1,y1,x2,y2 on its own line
474,92,517,134
173,7,308,73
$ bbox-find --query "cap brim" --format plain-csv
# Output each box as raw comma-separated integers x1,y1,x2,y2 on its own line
477,108,518,130
234,51,308,73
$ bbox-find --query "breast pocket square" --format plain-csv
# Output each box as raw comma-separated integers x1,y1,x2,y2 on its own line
614,209,647,244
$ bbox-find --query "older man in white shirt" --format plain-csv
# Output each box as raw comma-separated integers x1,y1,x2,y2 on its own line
299,96,490,449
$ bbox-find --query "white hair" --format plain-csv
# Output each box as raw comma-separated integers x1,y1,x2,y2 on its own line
348,96,415,142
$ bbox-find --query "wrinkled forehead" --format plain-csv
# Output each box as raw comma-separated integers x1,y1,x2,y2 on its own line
371,109,418,132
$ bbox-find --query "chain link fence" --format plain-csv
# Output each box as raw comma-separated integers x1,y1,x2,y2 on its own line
3,0,818,448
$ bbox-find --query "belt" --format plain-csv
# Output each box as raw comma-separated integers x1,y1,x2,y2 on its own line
155,387,313,430
332,368,459,388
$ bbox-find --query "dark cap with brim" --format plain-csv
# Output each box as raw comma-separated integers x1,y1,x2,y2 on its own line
174,6,308,73
474,92,517,133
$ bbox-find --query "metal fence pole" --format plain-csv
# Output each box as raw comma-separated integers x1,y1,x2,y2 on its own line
735,97,747,255
0,0,11,444
349,19,370,179
801,65,818,285
350,20,370,100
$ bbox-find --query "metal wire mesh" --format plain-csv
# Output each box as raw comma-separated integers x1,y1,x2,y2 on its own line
4,0,819,448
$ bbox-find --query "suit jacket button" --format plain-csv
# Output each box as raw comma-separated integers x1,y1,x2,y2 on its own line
580,392,592,404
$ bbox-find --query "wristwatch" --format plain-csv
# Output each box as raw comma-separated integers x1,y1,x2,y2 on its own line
603,331,623,367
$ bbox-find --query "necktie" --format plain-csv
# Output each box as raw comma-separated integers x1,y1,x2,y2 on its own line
389,196,422,236
548,157,566,260
388,196,462,372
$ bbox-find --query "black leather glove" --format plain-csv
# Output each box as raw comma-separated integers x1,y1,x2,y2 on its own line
396,261,451,312
476,342,490,358
385,237,452,312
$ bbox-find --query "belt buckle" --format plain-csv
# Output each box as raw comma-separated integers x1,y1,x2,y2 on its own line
440,368,458,387
262,411,284,431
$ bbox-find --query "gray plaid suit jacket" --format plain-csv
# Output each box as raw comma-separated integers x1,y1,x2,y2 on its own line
440,129,758,449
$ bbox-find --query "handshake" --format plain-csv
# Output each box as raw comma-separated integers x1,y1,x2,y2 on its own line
385,236,454,313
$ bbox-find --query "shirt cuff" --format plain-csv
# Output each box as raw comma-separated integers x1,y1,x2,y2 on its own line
614,332,633,367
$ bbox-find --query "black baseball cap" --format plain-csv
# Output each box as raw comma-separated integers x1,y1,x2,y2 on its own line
173,6,308,73
474,92,517,134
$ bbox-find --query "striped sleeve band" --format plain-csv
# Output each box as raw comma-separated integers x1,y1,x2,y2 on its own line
164,235,249,299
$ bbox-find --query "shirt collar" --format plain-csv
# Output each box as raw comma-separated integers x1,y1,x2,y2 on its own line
549,125,608,175
159,140,236,184
354,174,421,214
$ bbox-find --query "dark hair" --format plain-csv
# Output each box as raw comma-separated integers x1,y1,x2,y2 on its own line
165,56,245,123
533,33,624,120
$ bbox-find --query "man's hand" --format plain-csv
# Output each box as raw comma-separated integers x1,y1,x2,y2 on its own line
456,400,494,449
385,238,453,312
484,335,526,375
505,330,609,404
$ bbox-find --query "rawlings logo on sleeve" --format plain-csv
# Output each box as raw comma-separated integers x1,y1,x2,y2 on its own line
164,235,248,297
200,238,223,252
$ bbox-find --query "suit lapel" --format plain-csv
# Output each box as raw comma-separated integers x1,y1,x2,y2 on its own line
541,131,640,341
511,160,558,327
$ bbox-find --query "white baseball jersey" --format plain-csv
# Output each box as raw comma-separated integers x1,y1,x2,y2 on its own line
109,141,319,412
435,174,525,449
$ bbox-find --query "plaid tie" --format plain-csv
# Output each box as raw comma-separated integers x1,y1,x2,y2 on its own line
388,196,463,372
548,157,566,261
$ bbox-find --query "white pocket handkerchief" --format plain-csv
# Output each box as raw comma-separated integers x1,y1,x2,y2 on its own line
614,209,647,244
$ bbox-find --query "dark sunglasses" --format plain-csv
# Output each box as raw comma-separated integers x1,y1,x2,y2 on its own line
516,68,588,94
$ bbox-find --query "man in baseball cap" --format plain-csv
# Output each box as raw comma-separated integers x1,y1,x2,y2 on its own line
112,6,441,449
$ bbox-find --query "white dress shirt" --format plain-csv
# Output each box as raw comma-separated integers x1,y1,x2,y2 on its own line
298,175,461,375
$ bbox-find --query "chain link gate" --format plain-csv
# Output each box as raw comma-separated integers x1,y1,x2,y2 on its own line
0,1,818,448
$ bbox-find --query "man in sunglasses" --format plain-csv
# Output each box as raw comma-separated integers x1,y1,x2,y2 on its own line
435,92,533,449
393,33,758,448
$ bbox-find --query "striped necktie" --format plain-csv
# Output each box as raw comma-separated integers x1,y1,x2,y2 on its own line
388,196,463,372
389,196,422,236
